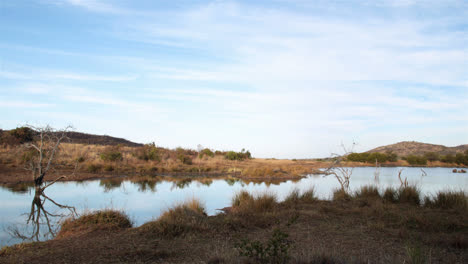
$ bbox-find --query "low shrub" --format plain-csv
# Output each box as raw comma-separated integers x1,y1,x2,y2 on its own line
424,191,467,210
134,143,161,162
177,154,193,165
100,151,123,162
58,210,132,238
236,228,292,264
103,164,114,172
199,148,214,158
87,164,102,173
225,149,252,161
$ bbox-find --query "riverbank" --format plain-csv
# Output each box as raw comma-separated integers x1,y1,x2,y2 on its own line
1,188,466,263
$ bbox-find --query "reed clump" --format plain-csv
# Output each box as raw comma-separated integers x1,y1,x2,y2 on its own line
424,190,467,210
284,187,317,204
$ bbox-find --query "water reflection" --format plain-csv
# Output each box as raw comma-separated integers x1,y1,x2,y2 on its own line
1,167,466,246
8,189,77,242
0,183,34,194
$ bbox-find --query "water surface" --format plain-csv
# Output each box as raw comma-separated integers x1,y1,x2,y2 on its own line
0,167,466,246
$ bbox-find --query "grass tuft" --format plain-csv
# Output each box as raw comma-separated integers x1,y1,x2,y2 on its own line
354,185,381,200
141,198,207,237
383,187,398,203
397,186,421,205
58,210,132,238
332,188,351,201
284,187,316,204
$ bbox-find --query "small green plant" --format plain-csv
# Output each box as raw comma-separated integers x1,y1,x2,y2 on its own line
405,243,427,264
236,228,292,264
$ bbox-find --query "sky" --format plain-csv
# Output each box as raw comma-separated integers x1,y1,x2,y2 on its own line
0,0,467,158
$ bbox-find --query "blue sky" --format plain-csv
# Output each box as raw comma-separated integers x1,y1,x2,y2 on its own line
1,0,467,158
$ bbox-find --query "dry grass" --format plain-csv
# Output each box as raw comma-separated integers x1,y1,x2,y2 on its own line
397,186,421,205
354,185,381,200
424,190,467,210
1,190,467,263
284,187,317,204
231,191,278,214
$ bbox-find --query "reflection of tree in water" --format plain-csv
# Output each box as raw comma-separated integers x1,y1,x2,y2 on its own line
99,178,123,192
225,178,240,186
130,177,161,192
171,178,192,190
9,189,77,242
0,183,35,194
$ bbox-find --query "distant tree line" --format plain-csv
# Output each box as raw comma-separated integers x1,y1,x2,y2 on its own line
346,151,468,166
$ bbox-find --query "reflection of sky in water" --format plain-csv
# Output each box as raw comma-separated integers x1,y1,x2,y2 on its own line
0,167,466,246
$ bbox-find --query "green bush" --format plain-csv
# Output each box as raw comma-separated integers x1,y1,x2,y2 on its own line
199,148,214,158
236,228,292,264
424,152,440,162
225,149,252,161
403,155,427,166
346,152,397,163
135,143,161,162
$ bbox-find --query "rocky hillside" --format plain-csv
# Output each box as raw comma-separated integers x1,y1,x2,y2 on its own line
367,141,468,156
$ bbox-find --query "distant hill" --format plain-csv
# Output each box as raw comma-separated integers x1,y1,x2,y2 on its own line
64,132,143,147
366,141,468,157
0,128,143,147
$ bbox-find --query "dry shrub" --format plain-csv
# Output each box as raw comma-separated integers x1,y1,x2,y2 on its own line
57,210,132,238
424,190,467,210
141,198,207,237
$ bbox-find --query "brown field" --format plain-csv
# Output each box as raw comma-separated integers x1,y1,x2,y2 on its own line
0,143,326,184
1,188,466,263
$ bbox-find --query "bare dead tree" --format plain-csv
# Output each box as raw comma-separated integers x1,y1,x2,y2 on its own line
398,168,408,188
323,142,355,192
22,125,76,192
8,125,80,242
